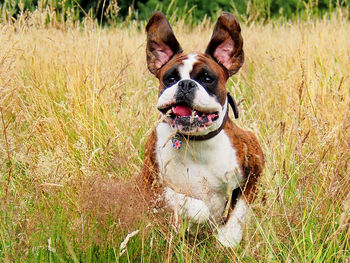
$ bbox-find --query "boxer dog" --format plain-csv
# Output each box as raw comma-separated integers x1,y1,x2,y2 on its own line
141,11,264,247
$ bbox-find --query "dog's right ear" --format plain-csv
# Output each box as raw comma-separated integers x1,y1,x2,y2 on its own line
146,11,183,76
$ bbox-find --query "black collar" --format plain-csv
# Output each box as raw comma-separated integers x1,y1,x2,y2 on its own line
175,92,238,141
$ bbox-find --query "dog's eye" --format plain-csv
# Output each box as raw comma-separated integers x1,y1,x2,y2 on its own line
200,73,214,84
164,75,178,86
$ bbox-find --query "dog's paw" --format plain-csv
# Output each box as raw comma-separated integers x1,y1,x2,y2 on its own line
164,187,210,223
216,223,243,248
216,198,248,248
184,197,210,223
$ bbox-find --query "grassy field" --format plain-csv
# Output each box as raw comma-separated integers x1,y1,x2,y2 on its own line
0,9,350,262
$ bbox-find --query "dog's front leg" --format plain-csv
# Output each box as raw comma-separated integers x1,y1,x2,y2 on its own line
164,187,210,223
216,196,248,247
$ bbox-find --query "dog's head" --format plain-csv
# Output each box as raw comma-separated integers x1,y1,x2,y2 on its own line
146,12,244,135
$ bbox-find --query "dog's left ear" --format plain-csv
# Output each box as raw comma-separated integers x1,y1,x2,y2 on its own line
205,13,244,76
146,11,183,76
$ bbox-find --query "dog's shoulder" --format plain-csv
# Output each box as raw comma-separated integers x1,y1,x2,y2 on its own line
141,128,159,189
224,118,265,178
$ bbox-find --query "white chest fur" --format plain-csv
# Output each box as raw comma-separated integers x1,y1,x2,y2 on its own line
156,122,243,220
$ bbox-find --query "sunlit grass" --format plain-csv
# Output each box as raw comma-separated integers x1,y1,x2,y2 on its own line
0,9,349,262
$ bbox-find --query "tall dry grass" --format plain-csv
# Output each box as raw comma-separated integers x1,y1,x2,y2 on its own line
0,10,349,262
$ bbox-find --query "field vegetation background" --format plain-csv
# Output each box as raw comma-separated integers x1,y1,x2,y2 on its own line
2,0,350,23
0,0,349,262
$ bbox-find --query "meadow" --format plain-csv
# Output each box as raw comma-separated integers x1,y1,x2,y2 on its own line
0,8,349,262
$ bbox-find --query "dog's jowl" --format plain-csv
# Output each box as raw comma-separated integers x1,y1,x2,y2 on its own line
142,11,264,247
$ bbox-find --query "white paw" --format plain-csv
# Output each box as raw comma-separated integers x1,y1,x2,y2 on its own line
184,197,210,223
216,223,243,248
216,198,248,248
164,187,210,223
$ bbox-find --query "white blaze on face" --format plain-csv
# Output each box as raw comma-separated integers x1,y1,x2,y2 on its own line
178,53,198,79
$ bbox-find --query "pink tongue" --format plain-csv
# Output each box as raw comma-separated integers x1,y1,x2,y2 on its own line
172,105,193,116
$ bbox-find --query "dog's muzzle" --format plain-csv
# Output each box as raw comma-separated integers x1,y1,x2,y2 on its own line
175,79,197,106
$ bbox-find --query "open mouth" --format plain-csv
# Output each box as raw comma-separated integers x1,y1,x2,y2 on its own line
159,103,219,132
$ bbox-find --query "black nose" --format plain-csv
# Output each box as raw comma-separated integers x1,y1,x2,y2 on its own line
175,79,197,105
178,80,197,92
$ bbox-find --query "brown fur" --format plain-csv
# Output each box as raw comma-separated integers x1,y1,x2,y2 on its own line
156,53,188,94
141,129,159,191
193,54,229,105
223,118,265,203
